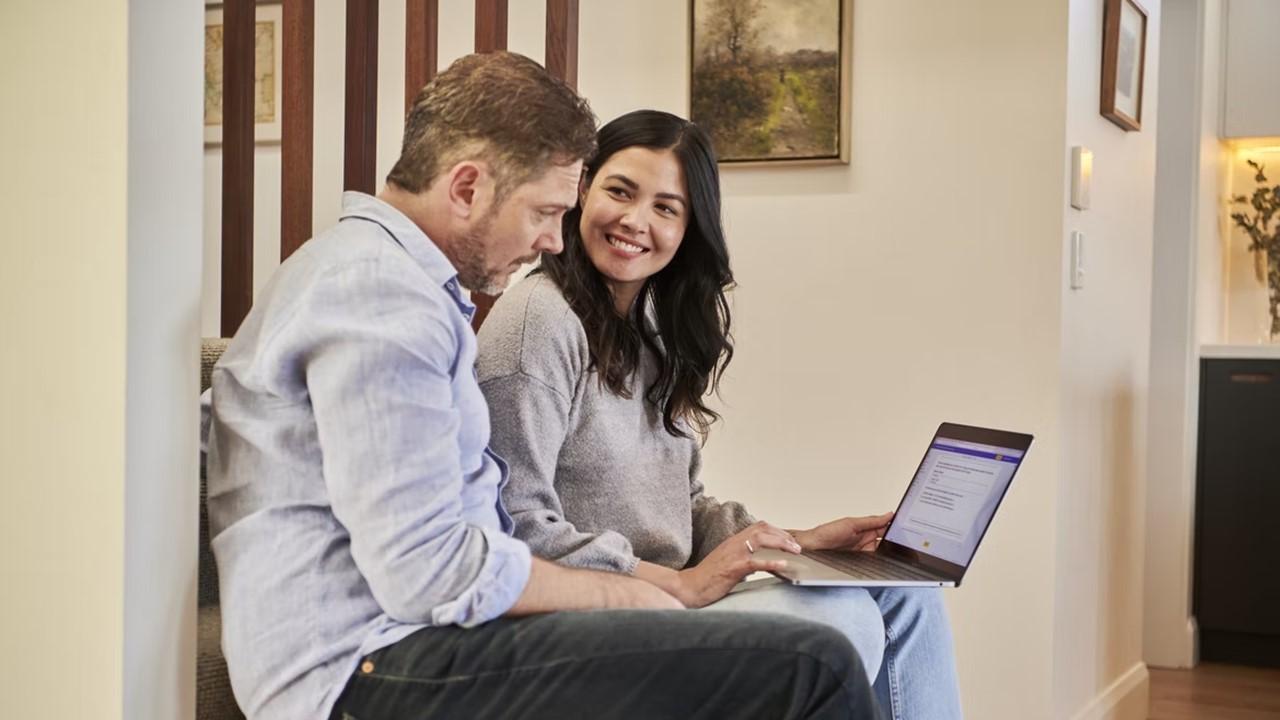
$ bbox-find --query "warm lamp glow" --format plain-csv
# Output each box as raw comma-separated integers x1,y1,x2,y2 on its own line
1238,146,1280,155
1227,137,1280,155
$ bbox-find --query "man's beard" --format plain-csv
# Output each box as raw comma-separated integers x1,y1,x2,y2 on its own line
452,212,539,296
452,213,503,295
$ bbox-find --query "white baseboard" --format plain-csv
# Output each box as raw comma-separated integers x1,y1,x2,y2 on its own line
1069,663,1150,720
1145,616,1200,669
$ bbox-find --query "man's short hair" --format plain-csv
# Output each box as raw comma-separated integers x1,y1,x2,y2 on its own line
388,52,597,200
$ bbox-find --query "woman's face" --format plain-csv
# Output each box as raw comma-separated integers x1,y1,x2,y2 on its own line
578,146,689,309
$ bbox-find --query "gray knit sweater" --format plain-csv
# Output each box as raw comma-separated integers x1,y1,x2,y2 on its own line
476,275,754,574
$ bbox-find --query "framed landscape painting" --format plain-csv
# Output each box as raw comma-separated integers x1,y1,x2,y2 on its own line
1100,0,1147,131
690,0,852,165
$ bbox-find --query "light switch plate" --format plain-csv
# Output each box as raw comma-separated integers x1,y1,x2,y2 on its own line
1070,231,1085,289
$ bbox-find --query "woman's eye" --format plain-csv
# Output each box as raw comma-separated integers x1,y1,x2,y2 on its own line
656,204,678,217
605,187,629,199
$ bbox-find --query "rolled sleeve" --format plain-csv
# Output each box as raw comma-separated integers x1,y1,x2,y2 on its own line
430,526,532,626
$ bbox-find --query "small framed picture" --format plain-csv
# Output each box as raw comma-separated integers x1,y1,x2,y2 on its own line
690,0,853,165
204,2,283,145
1100,0,1147,132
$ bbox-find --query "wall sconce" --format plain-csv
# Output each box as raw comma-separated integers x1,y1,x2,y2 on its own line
1071,146,1093,210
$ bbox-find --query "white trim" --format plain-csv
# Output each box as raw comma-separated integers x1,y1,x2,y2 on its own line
1144,0,1217,672
1069,663,1150,720
1200,343,1280,359
124,0,203,715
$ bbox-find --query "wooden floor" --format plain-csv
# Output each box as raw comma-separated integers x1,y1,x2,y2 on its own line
1149,663,1280,719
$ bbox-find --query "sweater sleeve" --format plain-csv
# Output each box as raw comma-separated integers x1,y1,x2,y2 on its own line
477,278,639,574
687,446,756,566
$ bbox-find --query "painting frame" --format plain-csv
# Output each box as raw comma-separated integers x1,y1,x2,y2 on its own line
689,0,853,167
1100,0,1147,132
204,1,284,146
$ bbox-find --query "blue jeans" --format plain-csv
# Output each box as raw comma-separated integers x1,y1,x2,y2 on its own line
329,608,885,719
710,583,962,720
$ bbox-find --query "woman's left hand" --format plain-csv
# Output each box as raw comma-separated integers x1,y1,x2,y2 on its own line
792,512,894,553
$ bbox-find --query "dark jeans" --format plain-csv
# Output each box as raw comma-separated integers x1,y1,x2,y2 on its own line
330,609,884,719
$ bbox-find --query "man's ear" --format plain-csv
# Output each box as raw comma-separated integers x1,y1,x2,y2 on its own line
578,171,590,205
445,161,486,219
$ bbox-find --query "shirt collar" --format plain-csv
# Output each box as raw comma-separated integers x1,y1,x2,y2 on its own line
338,191,475,318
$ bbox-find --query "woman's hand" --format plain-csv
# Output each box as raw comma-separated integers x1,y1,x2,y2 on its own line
792,512,894,553
672,521,802,608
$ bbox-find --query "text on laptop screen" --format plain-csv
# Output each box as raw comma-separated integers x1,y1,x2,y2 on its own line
884,437,1023,567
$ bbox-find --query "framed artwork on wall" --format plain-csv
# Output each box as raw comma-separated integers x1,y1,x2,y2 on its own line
690,0,853,165
1100,0,1147,132
204,2,283,145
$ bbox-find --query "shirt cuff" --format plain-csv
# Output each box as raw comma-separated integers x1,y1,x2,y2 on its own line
618,553,641,576
429,527,532,628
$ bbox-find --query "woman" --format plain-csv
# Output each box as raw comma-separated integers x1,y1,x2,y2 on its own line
476,110,961,719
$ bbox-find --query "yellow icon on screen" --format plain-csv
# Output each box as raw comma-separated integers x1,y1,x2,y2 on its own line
995,454,1004,461
923,540,931,548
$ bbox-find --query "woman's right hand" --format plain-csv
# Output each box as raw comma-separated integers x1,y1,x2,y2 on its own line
674,521,802,608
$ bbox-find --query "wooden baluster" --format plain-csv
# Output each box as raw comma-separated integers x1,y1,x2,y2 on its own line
405,0,439,112
474,0,508,53
469,0,510,331
545,0,579,89
281,0,315,261
344,0,379,194
221,0,256,337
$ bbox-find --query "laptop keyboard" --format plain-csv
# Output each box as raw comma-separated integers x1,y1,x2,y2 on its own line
806,549,943,582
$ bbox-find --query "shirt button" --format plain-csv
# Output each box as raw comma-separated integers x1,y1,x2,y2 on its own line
361,660,375,674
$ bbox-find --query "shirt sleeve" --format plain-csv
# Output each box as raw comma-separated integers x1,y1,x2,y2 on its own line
481,370,640,575
296,258,531,627
687,446,756,566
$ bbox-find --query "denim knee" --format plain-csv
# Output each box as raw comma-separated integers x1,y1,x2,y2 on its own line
874,587,946,620
834,587,887,681
743,613,867,682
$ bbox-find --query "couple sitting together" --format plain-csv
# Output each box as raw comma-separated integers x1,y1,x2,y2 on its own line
207,51,961,720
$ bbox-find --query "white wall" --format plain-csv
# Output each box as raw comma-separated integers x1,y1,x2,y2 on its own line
593,2,1069,718
1056,0,1162,717
1,1,129,715
1196,3,1230,351
1145,0,1229,672
2,0,202,717
124,0,203,716
701,3,1069,714
1221,0,1280,139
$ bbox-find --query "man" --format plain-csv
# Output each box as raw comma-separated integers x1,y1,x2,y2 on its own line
208,52,881,720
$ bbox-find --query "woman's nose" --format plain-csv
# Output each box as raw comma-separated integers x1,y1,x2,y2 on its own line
620,208,648,235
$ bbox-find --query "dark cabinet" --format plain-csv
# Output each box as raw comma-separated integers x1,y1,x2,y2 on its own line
1195,357,1280,667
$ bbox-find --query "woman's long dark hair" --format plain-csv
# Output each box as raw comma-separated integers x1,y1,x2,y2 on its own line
539,110,734,440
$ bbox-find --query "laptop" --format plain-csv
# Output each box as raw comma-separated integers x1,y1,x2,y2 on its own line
754,422,1033,588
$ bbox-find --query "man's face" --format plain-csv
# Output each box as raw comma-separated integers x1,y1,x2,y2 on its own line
453,160,582,295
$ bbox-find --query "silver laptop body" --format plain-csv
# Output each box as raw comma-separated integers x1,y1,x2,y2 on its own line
760,422,1033,588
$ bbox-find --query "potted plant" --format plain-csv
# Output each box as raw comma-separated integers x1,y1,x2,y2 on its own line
1229,159,1280,341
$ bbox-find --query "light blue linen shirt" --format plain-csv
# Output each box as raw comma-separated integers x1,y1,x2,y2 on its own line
207,192,532,720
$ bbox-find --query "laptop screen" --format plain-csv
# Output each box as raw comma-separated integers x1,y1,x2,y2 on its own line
883,434,1025,569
